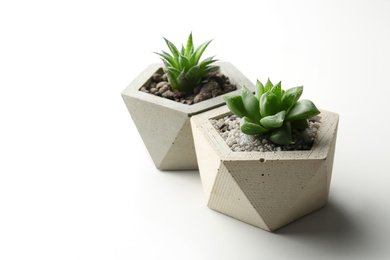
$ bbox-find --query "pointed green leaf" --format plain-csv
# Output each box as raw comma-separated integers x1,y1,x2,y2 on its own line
165,66,181,78
178,55,190,71
181,44,185,55
166,70,178,90
285,99,320,121
241,86,261,122
186,65,200,83
240,117,268,135
155,51,176,68
281,86,303,112
255,80,264,100
185,32,193,57
260,111,285,129
264,78,273,92
193,39,212,64
223,95,248,118
198,56,217,69
163,37,180,59
260,92,281,117
269,121,293,145
271,81,282,100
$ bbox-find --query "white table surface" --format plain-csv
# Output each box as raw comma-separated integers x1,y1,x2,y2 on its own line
1,0,390,259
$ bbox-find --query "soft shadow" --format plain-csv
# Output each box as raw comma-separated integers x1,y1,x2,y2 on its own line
276,200,370,256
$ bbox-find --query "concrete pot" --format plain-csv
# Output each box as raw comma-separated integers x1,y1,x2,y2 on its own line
121,62,254,170
191,105,339,231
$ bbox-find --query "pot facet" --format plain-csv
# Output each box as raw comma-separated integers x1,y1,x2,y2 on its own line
122,62,254,170
191,105,339,231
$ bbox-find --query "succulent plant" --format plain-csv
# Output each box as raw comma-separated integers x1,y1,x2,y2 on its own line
223,79,320,145
155,33,217,93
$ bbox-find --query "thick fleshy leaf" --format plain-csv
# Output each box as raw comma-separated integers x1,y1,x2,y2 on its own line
271,81,282,100
165,66,181,78
163,37,180,59
255,80,264,101
186,65,200,83
178,55,190,71
241,86,261,122
285,99,320,121
193,39,212,64
291,119,309,129
240,117,268,135
260,111,285,129
260,92,281,117
264,78,273,92
176,70,193,92
269,121,293,145
155,51,176,68
199,56,217,69
166,71,178,90
223,95,248,118
181,45,185,55
185,33,193,57
281,86,303,112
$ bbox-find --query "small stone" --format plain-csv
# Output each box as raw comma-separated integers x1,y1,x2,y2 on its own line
156,81,167,90
162,90,174,99
193,84,202,95
140,86,149,93
158,84,170,94
185,100,193,105
162,74,168,81
152,73,163,82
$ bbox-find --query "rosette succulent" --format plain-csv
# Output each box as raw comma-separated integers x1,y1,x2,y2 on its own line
155,33,217,93
223,79,320,145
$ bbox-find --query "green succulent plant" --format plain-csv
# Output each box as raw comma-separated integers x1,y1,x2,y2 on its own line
223,79,320,145
155,33,218,93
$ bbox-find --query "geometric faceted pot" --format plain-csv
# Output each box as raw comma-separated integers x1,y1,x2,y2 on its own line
121,62,254,170
191,105,339,231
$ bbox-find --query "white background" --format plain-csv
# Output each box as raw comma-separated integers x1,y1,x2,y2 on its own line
1,0,390,259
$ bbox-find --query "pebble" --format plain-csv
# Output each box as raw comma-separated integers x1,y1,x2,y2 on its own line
210,115,320,152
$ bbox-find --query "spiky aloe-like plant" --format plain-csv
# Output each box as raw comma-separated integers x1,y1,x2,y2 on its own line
155,33,217,93
223,79,320,145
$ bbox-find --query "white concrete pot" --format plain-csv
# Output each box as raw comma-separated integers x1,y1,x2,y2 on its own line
191,105,339,231
122,62,254,170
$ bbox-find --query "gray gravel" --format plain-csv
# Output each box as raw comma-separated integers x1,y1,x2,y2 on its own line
210,115,321,152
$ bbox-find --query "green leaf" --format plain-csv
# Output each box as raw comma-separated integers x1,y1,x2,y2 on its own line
223,95,248,118
176,69,193,92
181,45,185,55
165,66,181,78
166,70,178,90
255,80,264,101
155,51,177,68
271,81,282,100
163,37,180,59
260,111,285,129
193,39,212,64
240,117,268,135
285,99,320,121
260,92,281,117
291,119,309,129
186,65,200,83
178,55,190,71
264,78,273,92
198,56,217,69
185,32,193,57
269,121,293,145
241,86,261,122
281,86,303,112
